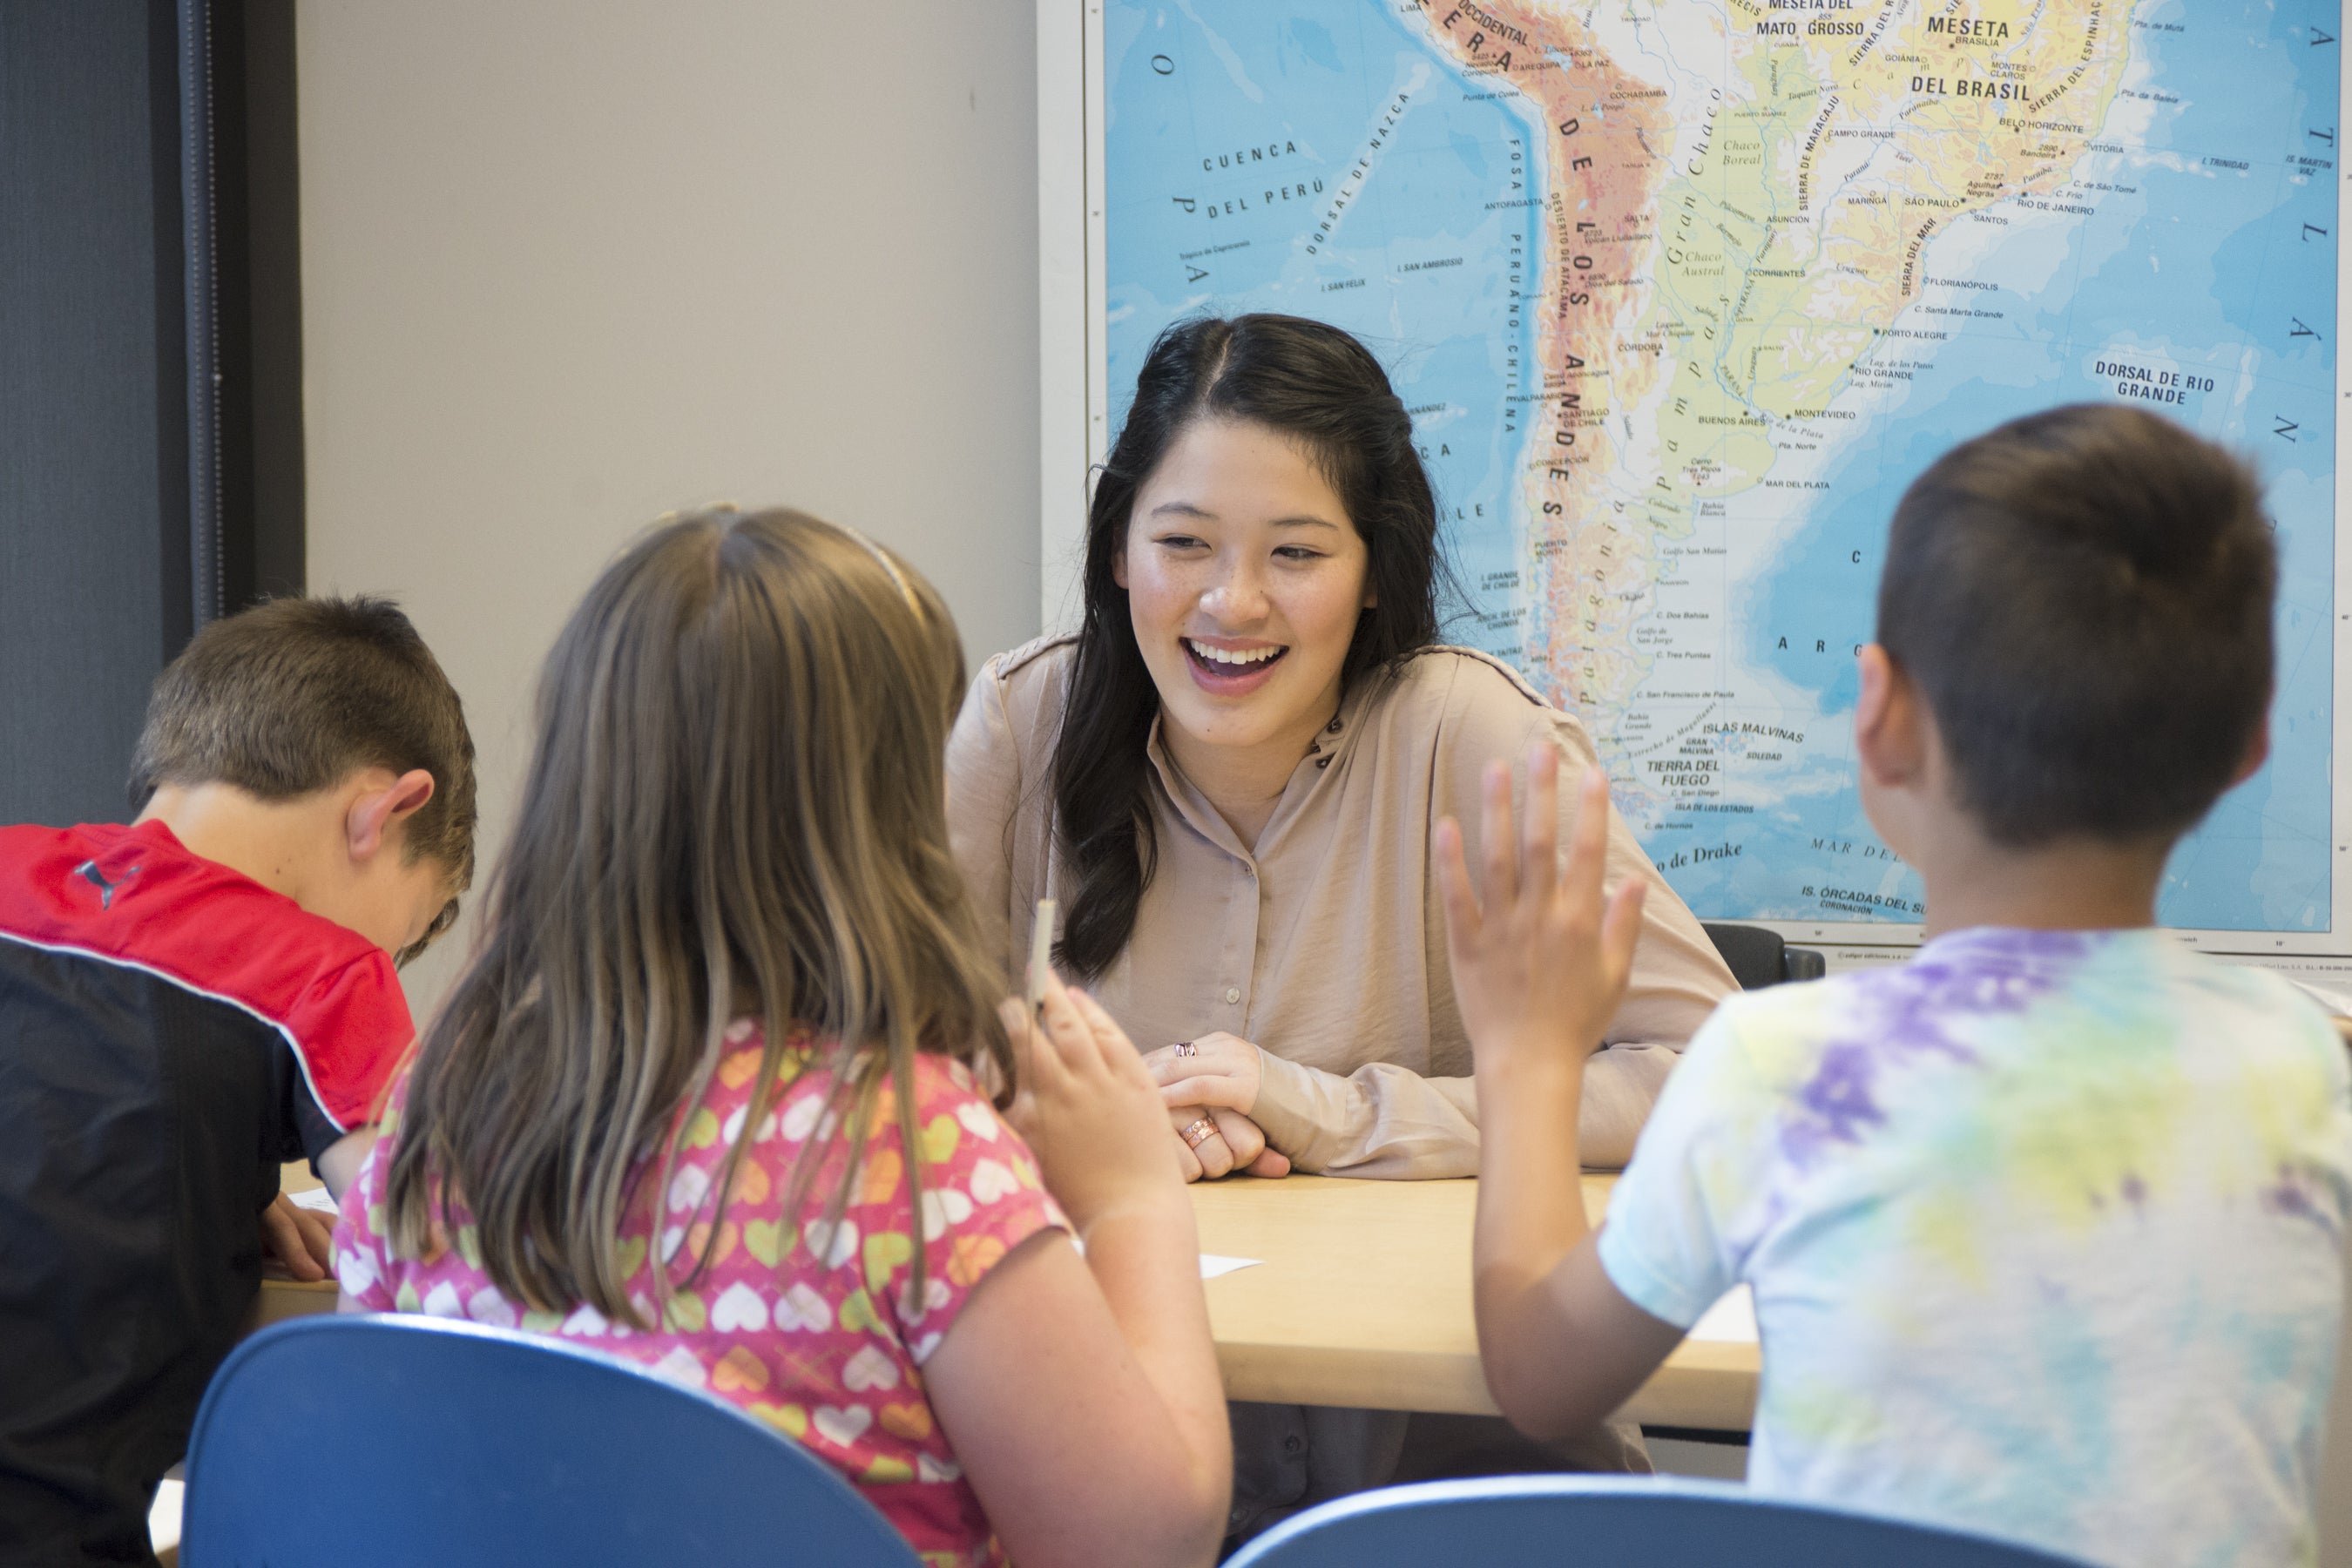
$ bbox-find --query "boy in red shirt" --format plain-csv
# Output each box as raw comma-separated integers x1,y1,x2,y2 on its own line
0,596,476,1565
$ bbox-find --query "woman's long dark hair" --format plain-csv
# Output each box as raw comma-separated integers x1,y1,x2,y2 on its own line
1053,314,1443,978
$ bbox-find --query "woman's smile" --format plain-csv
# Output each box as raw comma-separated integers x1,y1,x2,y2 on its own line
1182,636,1290,695
1115,417,1373,772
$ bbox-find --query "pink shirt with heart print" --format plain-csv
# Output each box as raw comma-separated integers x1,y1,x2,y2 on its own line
332,1022,1070,1568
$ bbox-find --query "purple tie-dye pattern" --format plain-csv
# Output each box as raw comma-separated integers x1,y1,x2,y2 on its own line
2261,1161,2346,1242
1601,923,2352,1568
1778,930,2097,1168
1794,1043,1885,1146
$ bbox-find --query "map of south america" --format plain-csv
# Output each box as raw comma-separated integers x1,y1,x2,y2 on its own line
1105,0,2338,936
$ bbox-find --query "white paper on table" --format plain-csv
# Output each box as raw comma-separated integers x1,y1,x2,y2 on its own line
1687,1284,1758,1343
148,1477,183,1558
288,1187,339,1214
1067,1235,1260,1280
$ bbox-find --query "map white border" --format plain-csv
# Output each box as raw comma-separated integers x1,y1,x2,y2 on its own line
1038,0,2352,968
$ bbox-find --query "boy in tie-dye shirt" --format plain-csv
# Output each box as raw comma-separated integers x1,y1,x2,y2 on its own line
1439,406,2352,1568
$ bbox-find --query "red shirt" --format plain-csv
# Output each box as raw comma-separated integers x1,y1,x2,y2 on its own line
0,818,417,1563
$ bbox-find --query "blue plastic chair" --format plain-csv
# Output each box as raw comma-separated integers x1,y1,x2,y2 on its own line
1223,1475,2093,1567
180,1314,921,1567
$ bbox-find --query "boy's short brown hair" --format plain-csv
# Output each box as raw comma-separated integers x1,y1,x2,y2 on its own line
1878,404,2275,847
130,596,478,897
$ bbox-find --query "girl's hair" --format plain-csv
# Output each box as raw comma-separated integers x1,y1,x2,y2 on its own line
1053,314,1443,978
383,507,1008,1327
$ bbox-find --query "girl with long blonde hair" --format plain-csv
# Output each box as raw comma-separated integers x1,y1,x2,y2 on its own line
332,508,1230,1568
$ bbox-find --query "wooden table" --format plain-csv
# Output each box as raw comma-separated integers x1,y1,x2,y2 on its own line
1188,1173,1758,1431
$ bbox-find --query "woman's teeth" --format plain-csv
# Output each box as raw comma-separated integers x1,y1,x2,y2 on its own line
1187,639,1283,666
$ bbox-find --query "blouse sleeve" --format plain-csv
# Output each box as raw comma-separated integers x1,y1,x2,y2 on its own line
1247,659,1738,1176
945,657,1026,990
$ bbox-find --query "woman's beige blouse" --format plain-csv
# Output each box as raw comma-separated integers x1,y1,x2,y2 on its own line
945,637,1740,1176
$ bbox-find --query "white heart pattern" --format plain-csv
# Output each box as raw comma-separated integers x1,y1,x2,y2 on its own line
804,1218,860,1270
781,1097,825,1143
898,1274,956,1321
660,1226,688,1262
711,1281,767,1334
920,1186,975,1240
721,1103,748,1145
468,1288,517,1328
652,1347,707,1389
916,1453,963,1484
725,1017,757,1044
955,1102,1001,1141
841,1344,902,1392
335,1247,380,1297
909,1332,943,1363
666,1165,710,1213
561,1302,609,1337
967,1159,1020,1205
773,1282,833,1333
421,1281,463,1319
813,1404,872,1449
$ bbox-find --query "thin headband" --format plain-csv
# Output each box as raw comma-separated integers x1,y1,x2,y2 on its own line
839,524,923,618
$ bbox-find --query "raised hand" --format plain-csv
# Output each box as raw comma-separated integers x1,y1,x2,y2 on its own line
1434,744,1647,1072
1000,975,1189,1232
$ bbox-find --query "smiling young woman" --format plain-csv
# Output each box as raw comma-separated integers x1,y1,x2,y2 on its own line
943,314,1740,1537
1116,416,1375,849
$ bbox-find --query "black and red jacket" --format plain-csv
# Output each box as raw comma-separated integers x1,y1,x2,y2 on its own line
0,820,415,1565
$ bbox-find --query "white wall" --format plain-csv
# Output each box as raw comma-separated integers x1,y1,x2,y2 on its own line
296,0,1042,1014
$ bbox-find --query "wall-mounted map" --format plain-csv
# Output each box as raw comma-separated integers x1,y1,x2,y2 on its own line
1091,0,2343,949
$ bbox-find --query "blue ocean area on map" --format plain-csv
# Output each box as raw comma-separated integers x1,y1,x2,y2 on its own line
1105,0,1536,639
1105,0,2338,937
1713,0,2336,931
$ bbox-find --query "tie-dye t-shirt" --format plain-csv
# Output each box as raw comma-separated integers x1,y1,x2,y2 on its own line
1598,928,2352,1568
332,1021,1068,1568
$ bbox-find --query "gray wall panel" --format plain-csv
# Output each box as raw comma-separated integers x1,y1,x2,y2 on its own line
0,2,184,826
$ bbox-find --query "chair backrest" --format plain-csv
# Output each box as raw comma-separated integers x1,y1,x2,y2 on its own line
1702,921,1784,990
1222,1476,2092,1568
181,1315,921,1568
1702,922,1828,989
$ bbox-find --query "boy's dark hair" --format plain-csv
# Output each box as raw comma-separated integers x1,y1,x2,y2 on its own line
131,596,478,913
1878,403,2274,848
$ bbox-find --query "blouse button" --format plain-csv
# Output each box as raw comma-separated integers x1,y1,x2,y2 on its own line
1225,986,1241,1004
1315,756,1332,769
1326,717,1342,733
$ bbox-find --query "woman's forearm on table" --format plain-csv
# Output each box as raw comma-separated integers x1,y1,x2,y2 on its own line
1247,1052,1480,1179
1246,1041,1675,1177
1573,1041,1678,1168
